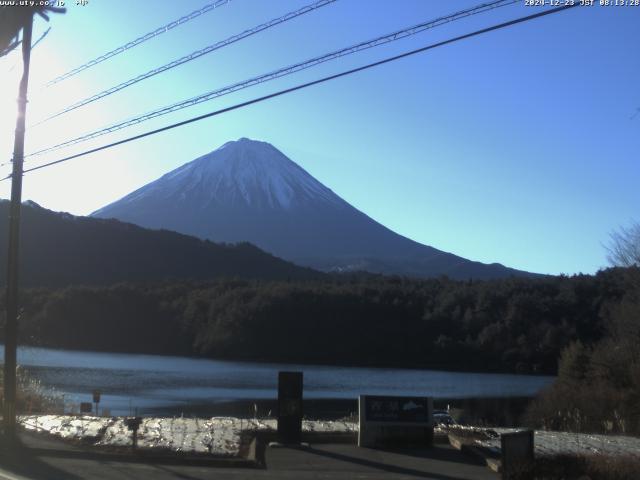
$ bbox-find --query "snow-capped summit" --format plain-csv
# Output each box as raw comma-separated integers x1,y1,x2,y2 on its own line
111,137,342,212
146,138,342,210
93,138,531,279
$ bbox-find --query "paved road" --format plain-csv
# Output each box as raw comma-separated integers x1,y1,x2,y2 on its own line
0,432,497,480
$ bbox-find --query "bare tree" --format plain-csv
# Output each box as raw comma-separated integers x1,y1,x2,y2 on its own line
607,221,640,267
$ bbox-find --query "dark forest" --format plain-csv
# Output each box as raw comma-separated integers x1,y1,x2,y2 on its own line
5,267,637,376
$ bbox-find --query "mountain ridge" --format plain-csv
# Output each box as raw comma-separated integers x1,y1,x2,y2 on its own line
0,199,320,287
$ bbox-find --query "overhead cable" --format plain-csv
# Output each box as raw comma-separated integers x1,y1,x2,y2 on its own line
34,0,337,125
8,3,579,180
27,0,519,158
45,0,233,86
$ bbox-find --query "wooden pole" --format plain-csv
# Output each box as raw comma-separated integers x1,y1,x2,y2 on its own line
4,10,33,437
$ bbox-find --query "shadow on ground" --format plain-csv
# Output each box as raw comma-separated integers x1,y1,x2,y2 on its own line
303,447,484,480
0,433,83,480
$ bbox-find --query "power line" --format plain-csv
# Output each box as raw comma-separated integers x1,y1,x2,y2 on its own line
1,27,49,75
44,0,233,86
31,26,51,49
26,0,519,159
1,25,50,59
6,3,578,180
1,11,54,59
33,0,337,125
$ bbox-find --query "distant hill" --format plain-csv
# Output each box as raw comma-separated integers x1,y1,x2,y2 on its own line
0,200,320,287
93,138,535,280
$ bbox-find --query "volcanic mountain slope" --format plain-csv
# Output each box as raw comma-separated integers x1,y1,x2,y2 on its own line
0,200,319,287
92,138,532,280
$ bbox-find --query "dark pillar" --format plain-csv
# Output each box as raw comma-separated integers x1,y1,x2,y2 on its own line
277,371,303,444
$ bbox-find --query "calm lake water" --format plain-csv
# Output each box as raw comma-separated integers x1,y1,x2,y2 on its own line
3,346,554,416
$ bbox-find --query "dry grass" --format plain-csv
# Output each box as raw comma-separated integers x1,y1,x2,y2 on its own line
0,366,62,414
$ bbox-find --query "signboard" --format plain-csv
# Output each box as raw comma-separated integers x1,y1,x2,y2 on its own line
80,402,93,413
92,390,101,403
125,417,143,431
501,430,534,480
277,371,303,444
358,395,434,448
125,417,143,449
364,395,432,423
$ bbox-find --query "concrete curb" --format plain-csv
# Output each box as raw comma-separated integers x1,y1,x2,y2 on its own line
250,430,357,467
448,433,502,473
13,426,357,470
11,429,262,469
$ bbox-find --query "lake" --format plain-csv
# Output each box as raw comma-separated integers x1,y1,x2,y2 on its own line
3,346,554,417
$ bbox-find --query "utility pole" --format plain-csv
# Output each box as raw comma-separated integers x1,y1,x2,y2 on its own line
4,10,33,437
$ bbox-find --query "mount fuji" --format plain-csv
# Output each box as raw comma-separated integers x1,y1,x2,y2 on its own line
92,138,530,279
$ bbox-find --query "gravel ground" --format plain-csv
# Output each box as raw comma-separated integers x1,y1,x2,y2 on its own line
442,425,640,458
18,415,357,456
23,415,637,459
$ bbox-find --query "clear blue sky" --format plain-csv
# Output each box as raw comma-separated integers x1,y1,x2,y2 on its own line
0,0,638,275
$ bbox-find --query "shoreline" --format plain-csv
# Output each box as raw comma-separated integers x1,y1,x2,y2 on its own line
6,343,558,376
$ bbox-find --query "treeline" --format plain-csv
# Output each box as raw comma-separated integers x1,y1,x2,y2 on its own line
526,268,640,434
2,267,635,375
